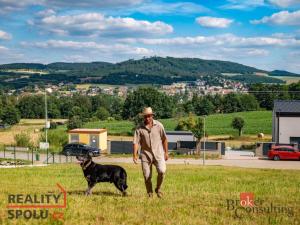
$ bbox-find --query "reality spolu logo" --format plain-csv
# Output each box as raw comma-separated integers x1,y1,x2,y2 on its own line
6,183,66,221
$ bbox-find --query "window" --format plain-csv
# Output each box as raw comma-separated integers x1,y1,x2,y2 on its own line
70,134,79,143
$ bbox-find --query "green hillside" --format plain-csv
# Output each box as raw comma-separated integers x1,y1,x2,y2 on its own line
269,70,300,77
0,57,284,87
84,111,272,136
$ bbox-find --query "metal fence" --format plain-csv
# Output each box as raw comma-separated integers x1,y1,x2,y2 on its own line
0,146,76,166
0,139,226,165
109,140,225,155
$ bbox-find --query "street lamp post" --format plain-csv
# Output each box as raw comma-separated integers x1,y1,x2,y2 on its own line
203,115,206,166
44,88,52,164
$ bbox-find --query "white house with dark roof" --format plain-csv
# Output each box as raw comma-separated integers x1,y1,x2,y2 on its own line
272,100,300,144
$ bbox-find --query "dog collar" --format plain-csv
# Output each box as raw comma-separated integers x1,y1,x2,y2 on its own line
83,161,92,170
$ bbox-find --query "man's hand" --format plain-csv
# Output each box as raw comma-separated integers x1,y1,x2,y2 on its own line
133,143,139,164
133,154,138,164
164,152,169,161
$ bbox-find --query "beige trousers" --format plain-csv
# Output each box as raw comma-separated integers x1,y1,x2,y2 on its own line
140,151,166,194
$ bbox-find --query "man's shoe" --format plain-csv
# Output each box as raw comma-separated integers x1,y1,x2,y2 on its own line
155,188,163,198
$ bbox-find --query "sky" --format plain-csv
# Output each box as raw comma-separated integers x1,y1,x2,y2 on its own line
0,0,300,73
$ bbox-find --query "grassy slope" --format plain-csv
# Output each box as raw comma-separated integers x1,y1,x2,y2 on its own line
0,164,299,225
84,111,272,136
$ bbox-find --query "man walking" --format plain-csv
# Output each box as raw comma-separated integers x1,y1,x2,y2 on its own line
133,107,168,198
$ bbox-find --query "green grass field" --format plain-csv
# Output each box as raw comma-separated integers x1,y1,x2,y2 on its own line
0,164,299,225
84,111,272,136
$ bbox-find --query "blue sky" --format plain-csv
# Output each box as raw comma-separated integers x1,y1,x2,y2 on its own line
0,0,300,72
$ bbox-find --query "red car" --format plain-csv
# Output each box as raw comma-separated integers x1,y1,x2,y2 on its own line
268,146,300,161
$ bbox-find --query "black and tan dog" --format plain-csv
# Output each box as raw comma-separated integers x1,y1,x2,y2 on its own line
76,155,128,196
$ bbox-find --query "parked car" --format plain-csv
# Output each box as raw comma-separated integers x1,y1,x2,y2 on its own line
0,124,10,129
61,143,100,157
268,145,300,161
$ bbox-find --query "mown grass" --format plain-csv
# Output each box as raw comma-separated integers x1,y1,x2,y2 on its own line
0,164,299,225
84,111,272,136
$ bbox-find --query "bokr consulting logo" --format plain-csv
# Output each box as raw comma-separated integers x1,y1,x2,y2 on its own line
6,183,66,221
226,192,299,224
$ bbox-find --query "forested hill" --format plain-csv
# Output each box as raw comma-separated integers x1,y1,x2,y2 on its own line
111,57,266,76
0,57,286,88
0,57,265,76
269,70,300,77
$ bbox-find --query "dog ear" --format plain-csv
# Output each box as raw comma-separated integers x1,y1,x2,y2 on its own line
87,154,92,160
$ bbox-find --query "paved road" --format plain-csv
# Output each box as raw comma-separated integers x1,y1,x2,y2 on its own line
93,157,300,170
1,150,299,170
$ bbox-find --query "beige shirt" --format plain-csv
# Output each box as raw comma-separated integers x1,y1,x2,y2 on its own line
133,119,167,161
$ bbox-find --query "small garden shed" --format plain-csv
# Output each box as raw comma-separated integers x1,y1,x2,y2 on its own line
68,128,107,151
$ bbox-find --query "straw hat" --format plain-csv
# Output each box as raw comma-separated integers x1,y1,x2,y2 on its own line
140,107,155,117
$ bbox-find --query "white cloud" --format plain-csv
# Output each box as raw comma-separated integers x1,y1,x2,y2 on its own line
131,2,208,15
0,0,143,14
251,10,300,25
0,0,38,14
0,30,12,40
196,16,233,28
63,55,91,62
0,45,24,63
30,11,173,37
221,0,299,10
36,9,56,17
0,45,8,51
125,33,300,48
220,0,265,10
44,0,143,8
268,0,300,7
21,40,153,56
246,49,269,56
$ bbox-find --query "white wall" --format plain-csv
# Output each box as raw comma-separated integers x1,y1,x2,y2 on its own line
279,117,300,143
166,134,195,142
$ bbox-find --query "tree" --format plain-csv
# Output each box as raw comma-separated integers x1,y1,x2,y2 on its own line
17,95,44,118
175,115,204,153
194,97,214,116
122,87,175,119
72,95,92,120
175,120,187,131
210,94,222,113
222,93,242,113
249,84,290,110
14,132,32,147
288,81,300,100
232,117,245,136
67,116,83,130
174,113,196,131
69,106,83,119
191,117,204,155
40,129,68,148
239,94,259,111
95,107,110,120
1,105,20,125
